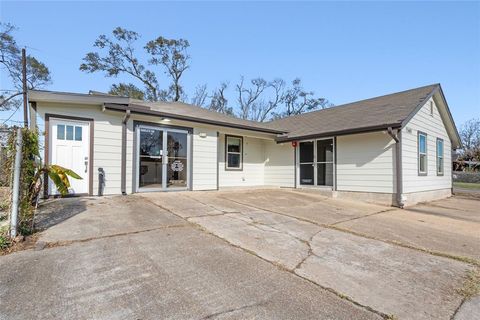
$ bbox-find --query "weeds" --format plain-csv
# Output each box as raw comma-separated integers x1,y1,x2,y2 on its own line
457,268,480,299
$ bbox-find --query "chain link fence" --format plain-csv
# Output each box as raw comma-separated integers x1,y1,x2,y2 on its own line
0,126,13,237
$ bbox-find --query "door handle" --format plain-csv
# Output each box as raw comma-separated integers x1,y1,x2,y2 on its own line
84,157,88,173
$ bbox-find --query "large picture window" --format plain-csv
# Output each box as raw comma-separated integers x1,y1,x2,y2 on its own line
418,132,427,175
436,138,444,176
226,135,243,170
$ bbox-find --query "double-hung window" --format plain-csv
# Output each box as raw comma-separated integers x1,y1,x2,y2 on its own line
226,135,243,170
436,138,444,175
418,132,427,175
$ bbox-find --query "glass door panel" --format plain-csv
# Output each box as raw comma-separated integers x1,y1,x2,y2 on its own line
139,128,163,188
299,141,314,185
317,139,333,162
166,131,188,188
316,139,334,186
317,163,334,186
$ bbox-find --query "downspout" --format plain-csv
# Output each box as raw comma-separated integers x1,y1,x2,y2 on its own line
121,110,131,195
217,132,220,190
293,144,297,189
387,127,404,208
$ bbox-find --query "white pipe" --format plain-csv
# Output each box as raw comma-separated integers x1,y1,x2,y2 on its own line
10,128,23,238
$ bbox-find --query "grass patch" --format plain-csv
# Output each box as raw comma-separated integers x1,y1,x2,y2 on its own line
457,268,480,299
454,182,480,190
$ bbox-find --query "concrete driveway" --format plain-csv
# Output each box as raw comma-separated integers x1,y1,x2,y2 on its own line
1,189,478,320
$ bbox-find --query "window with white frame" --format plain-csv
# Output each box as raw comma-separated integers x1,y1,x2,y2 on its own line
226,135,243,170
436,138,444,175
418,132,427,175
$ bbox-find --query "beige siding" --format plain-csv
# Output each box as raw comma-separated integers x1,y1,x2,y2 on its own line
401,97,452,193
264,141,295,187
192,128,218,190
336,132,396,193
218,134,266,187
35,103,294,194
36,102,124,195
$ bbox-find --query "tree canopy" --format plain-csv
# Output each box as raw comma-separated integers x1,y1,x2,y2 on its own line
0,23,51,113
81,27,332,121
459,118,480,161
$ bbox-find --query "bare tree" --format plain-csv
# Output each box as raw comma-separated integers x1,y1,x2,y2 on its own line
273,78,330,119
80,27,190,102
460,118,480,150
146,37,190,102
80,27,162,101
209,82,233,115
236,77,268,120
191,84,208,107
459,118,480,161
256,78,285,122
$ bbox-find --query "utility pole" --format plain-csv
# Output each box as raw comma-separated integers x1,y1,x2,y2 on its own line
22,48,28,128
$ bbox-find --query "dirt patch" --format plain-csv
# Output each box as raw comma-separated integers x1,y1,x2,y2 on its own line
0,233,39,256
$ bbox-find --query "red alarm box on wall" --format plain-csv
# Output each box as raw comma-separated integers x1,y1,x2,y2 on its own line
291,141,297,148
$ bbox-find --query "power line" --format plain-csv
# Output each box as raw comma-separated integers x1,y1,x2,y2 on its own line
1,106,20,124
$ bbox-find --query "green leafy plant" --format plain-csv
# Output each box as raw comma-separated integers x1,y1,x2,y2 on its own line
29,164,82,202
0,234,10,249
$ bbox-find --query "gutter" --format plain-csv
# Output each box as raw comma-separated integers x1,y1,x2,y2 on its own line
121,110,131,195
387,127,404,208
275,123,402,143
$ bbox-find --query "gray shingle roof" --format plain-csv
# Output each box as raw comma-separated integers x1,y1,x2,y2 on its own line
266,84,440,141
31,84,447,140
131,100,285,133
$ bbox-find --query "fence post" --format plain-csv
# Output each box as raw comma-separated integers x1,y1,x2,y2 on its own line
10,128,23,238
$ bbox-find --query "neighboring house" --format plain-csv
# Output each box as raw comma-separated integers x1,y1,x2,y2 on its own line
28,83,461,207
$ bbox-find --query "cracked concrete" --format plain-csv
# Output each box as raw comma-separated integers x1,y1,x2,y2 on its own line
146,189,476,320
454,296,480,320
3,188,477,319
1,199,381,320
296,229,469,320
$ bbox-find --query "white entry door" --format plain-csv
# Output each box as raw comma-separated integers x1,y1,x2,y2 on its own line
49,118,90,195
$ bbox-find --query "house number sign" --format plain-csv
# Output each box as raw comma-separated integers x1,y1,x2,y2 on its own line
171,160,184,172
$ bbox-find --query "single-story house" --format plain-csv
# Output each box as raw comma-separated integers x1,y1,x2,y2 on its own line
28,83,462,207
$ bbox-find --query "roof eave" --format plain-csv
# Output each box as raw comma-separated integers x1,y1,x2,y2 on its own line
275,123,402,143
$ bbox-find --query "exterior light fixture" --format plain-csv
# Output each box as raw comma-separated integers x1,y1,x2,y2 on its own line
161,117,171,122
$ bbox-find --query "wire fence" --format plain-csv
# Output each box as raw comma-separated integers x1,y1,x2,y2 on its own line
0,127,13,186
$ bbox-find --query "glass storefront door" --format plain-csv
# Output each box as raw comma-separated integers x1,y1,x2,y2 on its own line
137,125,190,191
298,138,334,187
